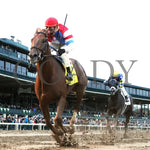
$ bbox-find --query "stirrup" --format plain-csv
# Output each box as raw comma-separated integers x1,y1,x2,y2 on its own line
125,96,129,102
66,73,73,81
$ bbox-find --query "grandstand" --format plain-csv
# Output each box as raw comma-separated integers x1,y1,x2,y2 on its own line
0,36,150,119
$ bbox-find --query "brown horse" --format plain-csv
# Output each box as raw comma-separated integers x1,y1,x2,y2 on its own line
29,28,87,143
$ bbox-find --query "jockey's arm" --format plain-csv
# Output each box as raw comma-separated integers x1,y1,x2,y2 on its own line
61,27,74,53
103,76,111,86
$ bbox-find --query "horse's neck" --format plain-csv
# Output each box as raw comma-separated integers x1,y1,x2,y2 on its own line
111,91,124,104
111,92,118,101
37,57,61,79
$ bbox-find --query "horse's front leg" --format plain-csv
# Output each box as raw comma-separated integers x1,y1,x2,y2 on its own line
54,96,67,133
105,114,112,133
124,114,130,138
39,96,63,136
113,115,119,132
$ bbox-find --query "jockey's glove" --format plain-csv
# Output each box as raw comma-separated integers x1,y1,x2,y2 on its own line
58,49,65,56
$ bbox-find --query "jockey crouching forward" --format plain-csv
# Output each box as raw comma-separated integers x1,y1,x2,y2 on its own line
45,17,74,81
104,71,130,103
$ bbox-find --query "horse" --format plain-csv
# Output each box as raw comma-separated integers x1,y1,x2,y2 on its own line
105,78,133,137
29,28,87,144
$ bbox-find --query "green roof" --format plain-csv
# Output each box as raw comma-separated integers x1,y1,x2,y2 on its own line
0,38,29,52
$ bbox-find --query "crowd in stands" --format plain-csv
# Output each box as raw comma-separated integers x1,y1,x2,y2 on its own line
1,113,150,128
1,95,150,128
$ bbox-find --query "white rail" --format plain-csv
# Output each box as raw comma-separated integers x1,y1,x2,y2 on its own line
0,123,150,131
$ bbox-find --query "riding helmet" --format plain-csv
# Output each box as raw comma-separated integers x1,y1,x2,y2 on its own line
45,17,58,27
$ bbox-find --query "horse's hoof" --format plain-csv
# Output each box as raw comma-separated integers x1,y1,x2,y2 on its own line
57,130,63,136
69,128,75,134
52,134,61,144
68,126,75,134
60,134,78,146
124,134,128,138
54,128,64,136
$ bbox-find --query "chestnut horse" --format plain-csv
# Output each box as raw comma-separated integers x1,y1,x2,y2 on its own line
29,28,87,143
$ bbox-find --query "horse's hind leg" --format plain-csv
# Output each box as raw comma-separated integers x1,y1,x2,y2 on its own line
70,87,85,133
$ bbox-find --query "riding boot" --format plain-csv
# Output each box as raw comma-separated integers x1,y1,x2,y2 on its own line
66,67,73,81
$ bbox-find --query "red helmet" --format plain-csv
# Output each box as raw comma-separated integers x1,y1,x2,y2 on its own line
45,17,58,27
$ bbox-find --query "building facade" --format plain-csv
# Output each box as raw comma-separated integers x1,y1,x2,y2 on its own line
0,37,150,117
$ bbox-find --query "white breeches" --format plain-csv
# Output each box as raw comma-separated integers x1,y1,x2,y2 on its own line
60,53,71,67
120,86,128,97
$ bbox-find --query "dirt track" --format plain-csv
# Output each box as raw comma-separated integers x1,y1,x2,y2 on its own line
0,129,150,150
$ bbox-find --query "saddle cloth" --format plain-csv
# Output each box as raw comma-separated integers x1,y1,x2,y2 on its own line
63,61,78,85
53,55,78,86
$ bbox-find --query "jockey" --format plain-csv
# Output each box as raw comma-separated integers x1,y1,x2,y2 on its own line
104,71,130,103
45,17,74,81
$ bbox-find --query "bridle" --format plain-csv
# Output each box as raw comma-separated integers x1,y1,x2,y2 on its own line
110,86,118,95
29,32,49,62
108,79,119,95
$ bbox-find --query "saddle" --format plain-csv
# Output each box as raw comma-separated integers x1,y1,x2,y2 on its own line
53,55,78,85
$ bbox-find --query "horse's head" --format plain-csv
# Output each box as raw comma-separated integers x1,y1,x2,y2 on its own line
108,79,118,95
29,28,49,64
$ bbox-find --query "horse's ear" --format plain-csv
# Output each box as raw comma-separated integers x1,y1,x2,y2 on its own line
36,28,41,33
34,28,41,36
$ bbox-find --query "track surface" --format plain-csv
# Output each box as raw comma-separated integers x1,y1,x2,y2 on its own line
0,130,150,150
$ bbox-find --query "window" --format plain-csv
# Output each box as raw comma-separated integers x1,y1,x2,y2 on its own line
132,88,136,95
97,82,101,89
17,52,21,59
5,62,11,71
125,87,130,93
137,89,140,95
101,82,105,89
87,81,92,88
91,81,96,88
139,90,143,96
145,91,149,97
0,60,4,70
0,45,4,49
129,88,136,95
141,90,149,97
22,54,27,61
17,66,21,74
10,63,15,73
148,91,150,97
27,71,36,78
21,67,26,75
